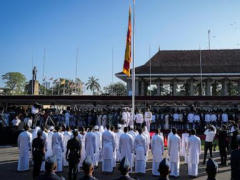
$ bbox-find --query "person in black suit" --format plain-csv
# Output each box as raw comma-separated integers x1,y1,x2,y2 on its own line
231,135,240,180
230,124,240,151
115,156,138,180
157,158,171,180
206,158,218,180
217,125,229,166
36,156,64,180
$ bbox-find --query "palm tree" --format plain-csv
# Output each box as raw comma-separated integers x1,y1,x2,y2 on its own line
85,76,101,95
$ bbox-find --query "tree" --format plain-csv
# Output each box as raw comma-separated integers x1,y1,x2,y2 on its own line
2,72,27,95
85,76,101,95
103,82,127,96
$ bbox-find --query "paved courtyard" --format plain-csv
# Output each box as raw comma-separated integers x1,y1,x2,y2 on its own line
0,146,231,180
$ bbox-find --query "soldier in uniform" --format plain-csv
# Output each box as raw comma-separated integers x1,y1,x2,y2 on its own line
66,129,82,180
115,156,138,180
206,158,218,180
79,156,98,180
231,135,240,180
158,158,171,180
36,156,64,180
32,130,45,179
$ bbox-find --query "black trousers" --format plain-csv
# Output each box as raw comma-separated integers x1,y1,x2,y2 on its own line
219,145,227,164
33,158,43,179
68,163,78,180
203,141,213,163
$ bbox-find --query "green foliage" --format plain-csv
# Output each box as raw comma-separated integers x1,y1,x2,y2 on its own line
2,72,27,95
86,76,101,95
103,82,127,96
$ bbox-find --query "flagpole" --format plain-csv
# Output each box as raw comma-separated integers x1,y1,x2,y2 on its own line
42,48,46,95
132,0,135,118
149,44,151,96
32,54,34,95
208,30,210,50
200,46,203,96
112,46,114,94
75,47,78,95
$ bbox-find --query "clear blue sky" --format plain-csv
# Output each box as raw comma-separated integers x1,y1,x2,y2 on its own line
1,0,240,94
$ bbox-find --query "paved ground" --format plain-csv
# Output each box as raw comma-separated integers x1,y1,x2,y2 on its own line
0,146,231,180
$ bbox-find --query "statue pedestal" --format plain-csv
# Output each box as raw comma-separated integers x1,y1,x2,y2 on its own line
28,80,39,95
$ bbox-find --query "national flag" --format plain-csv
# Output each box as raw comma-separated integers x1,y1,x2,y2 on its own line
49,77,53,80
122,7,132,77
70,82,74,88
43,76,46,81
61,79,65,85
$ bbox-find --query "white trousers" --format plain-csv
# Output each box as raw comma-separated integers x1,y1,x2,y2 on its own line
188,163,198,176
152,161,160,176
170,161,180,177
135,160,146,173
102,159,113,172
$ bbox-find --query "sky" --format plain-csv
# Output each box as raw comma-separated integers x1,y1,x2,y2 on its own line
1,0,240,94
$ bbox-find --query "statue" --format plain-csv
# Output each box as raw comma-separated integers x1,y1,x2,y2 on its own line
32,66,37,80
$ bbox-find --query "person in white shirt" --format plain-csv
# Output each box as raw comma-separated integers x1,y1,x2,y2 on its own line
135,110,143,129
168,128,181,178
134,128,147,175
24,115,33,128
64,111,70,127
17,125,32,171
4,112,10,126
85,126,96,164
102,112,108,127
187,129,201,178
119,127,134,172
126,108,130,127
187,111,194,129
46,126,54,158
181,130,189,164
205,112,211,125
194,113,200,130
102,124,115,174
62,126,72,167
210,112,217,126
93,126,102,167
203,125,216,164
144,108,152,131
151,128,164,176
121,108,128,127
222,112,228,125
52,126,64,172
12,115,21,126
115,124,124,162
173,111,179,129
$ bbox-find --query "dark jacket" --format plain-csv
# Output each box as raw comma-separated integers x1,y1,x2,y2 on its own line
231,149,240,180
231,130,240,150
79,175,98,180
35,172,63,180
217,130,228,147
115,175,138,180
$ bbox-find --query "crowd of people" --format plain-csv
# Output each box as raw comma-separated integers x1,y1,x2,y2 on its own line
1,104,240,180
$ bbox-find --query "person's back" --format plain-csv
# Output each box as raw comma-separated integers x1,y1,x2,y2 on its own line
231,135,240,180
36,172,63,180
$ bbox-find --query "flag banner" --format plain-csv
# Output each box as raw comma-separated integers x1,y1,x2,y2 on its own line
49,77,53,80
61,79,65,85
122,7,132,77
43,76,46,81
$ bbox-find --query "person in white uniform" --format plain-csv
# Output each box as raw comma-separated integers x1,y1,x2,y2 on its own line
17,125,32,171
187,129,201,178
181,130,189,164
168,128,181,178
24,115,33,128
151,128,164,176
40,127,49,171
119,127,134,172
52,126,64,172
116,124,124,162
62,126,72,166
46,126,54,158
85,126,96,163
135,110,143,129
121,108,128,127
144,108,152,131
110,126,117,168
12,115,21,126
64,110,70,127
102,124,115,174
134,128,147,175
93,126,102,167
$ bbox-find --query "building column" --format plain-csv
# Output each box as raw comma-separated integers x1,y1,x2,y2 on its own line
144,82,148,96
189,77,194,96
126,79,131,96
141,80,145,96
156,79,161,96
172,78,177,96
212,81,217,96
228,80,231,96
221,78,228,96
238,80,240,96
205,77,211,96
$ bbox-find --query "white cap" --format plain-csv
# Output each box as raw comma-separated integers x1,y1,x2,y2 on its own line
130,125,134,129
50,126,54,131
94,126,99,130
118,124,122,128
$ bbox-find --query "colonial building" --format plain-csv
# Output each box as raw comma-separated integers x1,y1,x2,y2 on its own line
116,49,240,96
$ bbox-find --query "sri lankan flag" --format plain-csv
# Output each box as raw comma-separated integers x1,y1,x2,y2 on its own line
122,7,132,77
61,79,65,85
